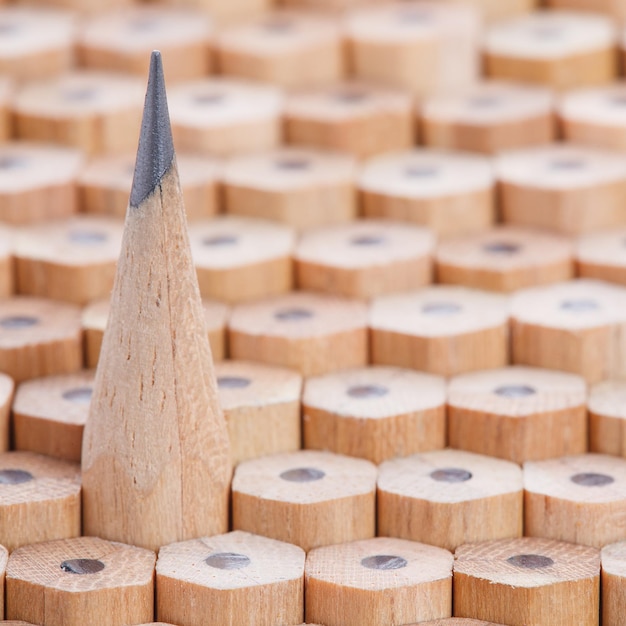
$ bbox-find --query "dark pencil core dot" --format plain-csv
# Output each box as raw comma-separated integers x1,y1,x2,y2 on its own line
67,231,108,244
62,387,93,404
280,467,325,482
0,469,33,485
405,165,439,178
494,385,537,399
422,302,461,315
194,93,226,106
361,555,408,570
333,90,368,104
205,552,251,570
508,554,554,569
274,308,314,321
570,472,614,487
60,559,105,575
0,156,27,169
483,241,521,255
350,235,385,246
549,159,586,171
62,88,97,102
275,157,310,171
347,384,389,399
0,316,39,329
560,299,599,313
217,376,251,389
202,234,238,247
430,468,473,483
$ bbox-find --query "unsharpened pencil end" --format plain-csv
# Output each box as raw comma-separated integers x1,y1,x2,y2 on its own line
129,50,175,208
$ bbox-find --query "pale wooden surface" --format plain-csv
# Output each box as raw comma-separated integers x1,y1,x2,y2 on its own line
525,453,626,548
0,371,12,452
0,451,80,551
370,285,509,376
215,359,302,465
13,369,94,462
156,530,305,626
378,449,523,551
601,540,626,626
448,366,587,463
232,450,377,551
303,365,445,464
229,291,368,377
160,0,270,26
589,380,626,456
0,76,12,141
305,536,453,626
6,536,155,626
548,0,626,20
577,227,626,285
295,219,434,300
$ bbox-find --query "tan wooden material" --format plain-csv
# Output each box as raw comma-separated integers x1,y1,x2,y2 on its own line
13,370,94,463
81,55,231,551
0,371,12,452
168,78,283,156
6,536,155,626
378,449,522,552
419,620,505,626
448,366,587,464
14,216,123,305
589,381,626,456
305,536,453,626
436,226,574,293
232,450,377,552
82,296,229,368
484,11,617,91
454,537,600,626
189,216,295,304
217,11,344,89
497,144,626,235
156,531,305,626
12,0,132,13
216,360,302,465
279,0,376,11
0,545,8,619
421,81,555,154
295,220,434,300
229,291,368,377
601,541,626,626
77,7,212,82
0,77,12,140
548,0,626,21
359,150,494,237
79,152,221,220
0,142,83,225
13,72,145,155
346,2,480,96
0,7,75,81
0,224,12,297
222,147,357,231
432,0,536,22
525,453,626,548
284,82,414,159
303,365,445,464
0,451,80,551
160,0,270,26
511,279,626,384
577,228,626,285
559,84,626,151
370,286,509,377
0,296,82,383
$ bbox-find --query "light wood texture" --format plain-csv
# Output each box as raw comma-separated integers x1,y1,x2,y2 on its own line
436,226,574,293
0,545,8,619
589,380,626,456
14,216,123,305
161,0,270,26
370,286,509,377
346,2,480,96
497,144,626,235
602,541,626,626
79,152,221,220
229,291,368,377
454,537,600,626
559,83,626,151
378,449,522,552
524,453,626,548
13,369,94,463
284,82,414,159
432,0,536,22
12,0,132,13
232,450,377,551
0,296,83,383
484,11,617,91
223,147,357,231
168,78,283,156
81,53,231,551
421,81,555,154
577,227,626,285
77,7,212,82
0,7,75,81
0,142,83,225
303,365,445,464
448,366,587,464
217,11,344,89
0,224,12,297
548,0,626,20
511,279,626,384
156,530,305,626
305,536,453,626
82,296,229,368
189,216,295,304
6,536,155,626
419,620,505,626
359,149,494,237
0,451,80,551
14,72,144,155
295,220,434,300
216,360,302,466
0,371,12,452
0,76,12,141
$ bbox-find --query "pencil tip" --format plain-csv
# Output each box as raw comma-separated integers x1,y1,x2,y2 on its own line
129,50,175,208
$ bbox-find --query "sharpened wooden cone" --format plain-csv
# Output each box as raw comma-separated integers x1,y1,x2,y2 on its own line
81,51,231,551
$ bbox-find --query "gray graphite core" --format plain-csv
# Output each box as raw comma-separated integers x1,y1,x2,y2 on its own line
60,559,105,574
217,376,251,390
129,50,175,208
347,384,389,399
570,472,614,487
430,468,472,483
361,555,408,570
0,469,33,484
507,554,554,569
62,387,93,404
0,316,38,329
280,467,325,482
205,552,251,570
